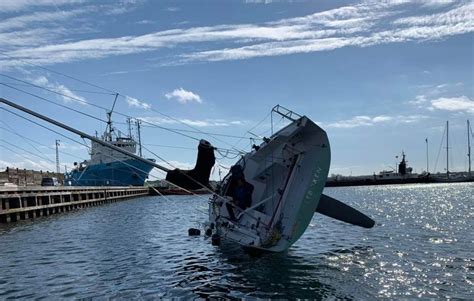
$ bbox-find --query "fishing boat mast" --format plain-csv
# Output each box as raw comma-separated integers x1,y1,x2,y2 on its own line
137,119,143,157
105,93,119,141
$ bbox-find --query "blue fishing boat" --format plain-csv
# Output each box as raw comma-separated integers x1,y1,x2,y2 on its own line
65,113,155,186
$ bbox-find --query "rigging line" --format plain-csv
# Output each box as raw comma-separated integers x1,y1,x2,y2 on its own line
0,124,85,161
143,104,247,154
1,60,241,152
0,76,198,142
256,115,287,137
434,125,446,173
3,99,215,194
0,66,230,149
0,144,54,172
139,125,255,139
0,81,115,95
2,103,217,197
134,119,200,142
0,107,92,153
123,165,210,212
140,145,219,196
1,108,166,191
0,52,117,94
0,83,107,124
1,73,247,151
0,74,113,112
0,138,55,164
0,124,43,155
3,76,199,141
2,74,243,147
231,110,272,151
143,144,196,150
87,149,212,202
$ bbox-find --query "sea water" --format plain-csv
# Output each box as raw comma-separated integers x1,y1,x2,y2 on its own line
0,183,472,299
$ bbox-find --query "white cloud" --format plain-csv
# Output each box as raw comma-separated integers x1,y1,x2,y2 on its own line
430,96,474,113
245,0,275,4
326,114,427,128
409,94,429,106
140,116,244,127
0,1,472,67
136,20,155,25
165,7,180,12
30,75,87,105
0,0,85,12
420,0,457,9
372,115,393,123
0,9,91,32
0,158,55,172
394,2,469,26
126,96,151,109
165,88,202,104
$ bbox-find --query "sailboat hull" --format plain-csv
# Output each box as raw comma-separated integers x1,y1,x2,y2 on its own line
208,116,330,252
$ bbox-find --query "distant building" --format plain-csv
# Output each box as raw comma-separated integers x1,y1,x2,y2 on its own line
0,167,64,186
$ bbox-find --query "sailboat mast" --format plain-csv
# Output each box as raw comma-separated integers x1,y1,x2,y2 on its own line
468,120,471,179
446,120,449,180
425,138,429,173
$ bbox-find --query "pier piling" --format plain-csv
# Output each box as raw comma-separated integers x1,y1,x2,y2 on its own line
0,186,149,223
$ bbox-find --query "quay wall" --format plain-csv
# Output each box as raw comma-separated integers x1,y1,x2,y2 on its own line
0,186,149,223
0,167,64,186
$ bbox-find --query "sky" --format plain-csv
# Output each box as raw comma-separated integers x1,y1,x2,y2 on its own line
0,0,473,181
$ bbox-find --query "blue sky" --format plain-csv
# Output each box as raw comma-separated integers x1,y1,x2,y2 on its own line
0,0,473,180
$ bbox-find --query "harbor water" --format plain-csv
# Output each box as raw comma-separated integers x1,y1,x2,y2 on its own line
0,183,472,299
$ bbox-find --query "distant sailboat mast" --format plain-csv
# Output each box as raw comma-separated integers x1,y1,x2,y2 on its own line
468,120,472,180
446,121,449,180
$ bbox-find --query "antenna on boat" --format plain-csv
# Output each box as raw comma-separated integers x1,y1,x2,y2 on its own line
126,117,133,138
106,93,119,141
55,139,60,179
136,119,142,157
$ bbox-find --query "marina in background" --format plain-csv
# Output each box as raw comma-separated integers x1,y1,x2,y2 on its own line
328,120,473,186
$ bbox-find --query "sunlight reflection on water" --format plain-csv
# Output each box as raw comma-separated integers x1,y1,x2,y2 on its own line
0,183,472,299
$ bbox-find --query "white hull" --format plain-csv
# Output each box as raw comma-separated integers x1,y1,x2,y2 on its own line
207,116,330,252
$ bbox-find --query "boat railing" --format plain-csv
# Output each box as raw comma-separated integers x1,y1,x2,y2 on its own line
272,104,302,122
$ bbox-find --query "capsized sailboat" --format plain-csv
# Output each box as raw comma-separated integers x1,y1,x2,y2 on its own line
202,105,375,252
0,98,374,253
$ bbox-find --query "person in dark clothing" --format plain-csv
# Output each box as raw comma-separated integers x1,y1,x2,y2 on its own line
226,174,254,221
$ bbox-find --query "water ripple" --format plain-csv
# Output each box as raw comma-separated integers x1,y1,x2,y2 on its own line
0,183,472,299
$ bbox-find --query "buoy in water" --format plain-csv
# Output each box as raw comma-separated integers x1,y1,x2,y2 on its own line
211,234,221,246
188,228,201,236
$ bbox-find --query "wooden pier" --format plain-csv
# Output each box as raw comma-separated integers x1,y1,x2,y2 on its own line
0,186,149,223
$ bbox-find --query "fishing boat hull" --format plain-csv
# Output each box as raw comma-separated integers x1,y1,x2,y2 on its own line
207,116,330,252
65,158,154,186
